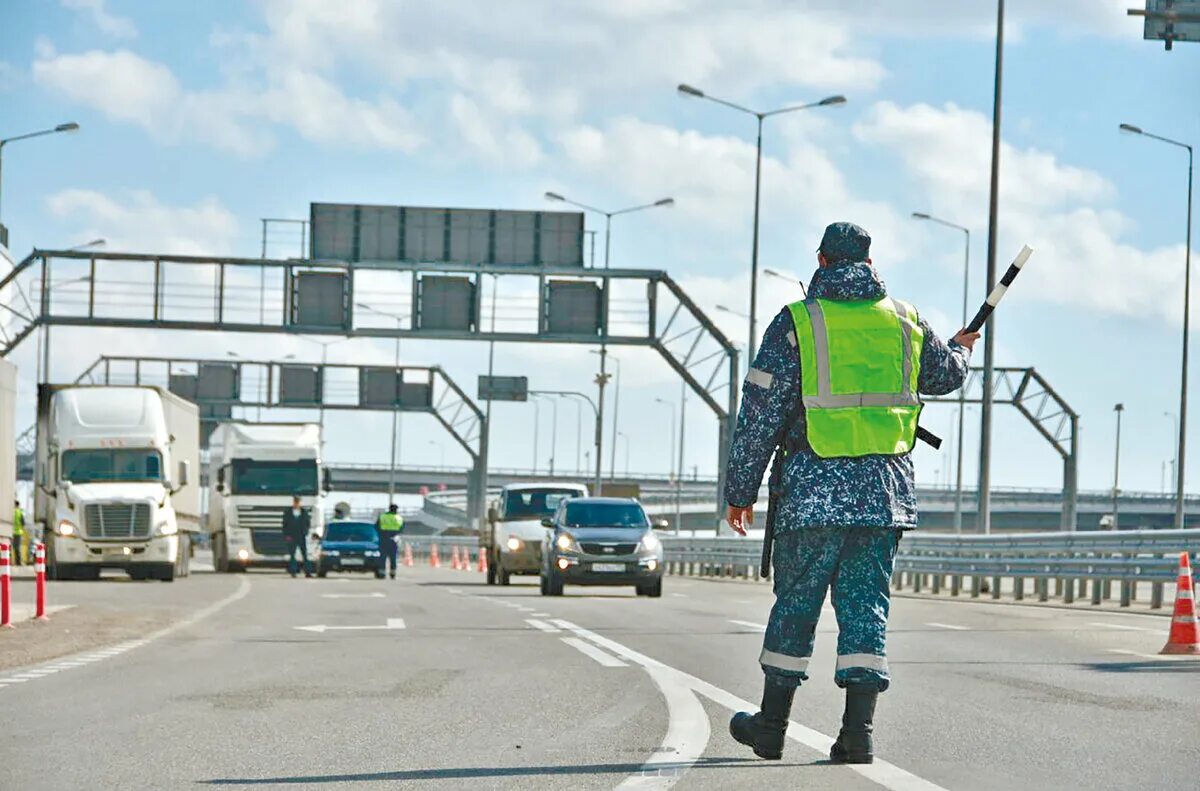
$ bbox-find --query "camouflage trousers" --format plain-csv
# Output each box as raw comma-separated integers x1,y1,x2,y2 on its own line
760,527,901,692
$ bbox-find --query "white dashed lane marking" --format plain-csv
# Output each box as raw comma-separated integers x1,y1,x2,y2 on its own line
729,620,767,631
926,622,970,631
525,619,561,634
1090,622,1150,632
560,637,628,667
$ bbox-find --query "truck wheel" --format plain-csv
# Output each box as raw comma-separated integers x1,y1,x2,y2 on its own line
498,565,510,586
486,552,497,585
213,535,229,573
159,563,176,582
129,567,148,581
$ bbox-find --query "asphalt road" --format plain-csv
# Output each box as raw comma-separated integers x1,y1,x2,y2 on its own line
1,561,1197,790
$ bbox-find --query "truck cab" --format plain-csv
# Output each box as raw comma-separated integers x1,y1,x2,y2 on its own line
485,482,588,585
36,385,199,581
208,422,330,571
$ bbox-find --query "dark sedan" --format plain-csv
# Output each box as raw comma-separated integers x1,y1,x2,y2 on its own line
540,497,665,597
318,521,384,578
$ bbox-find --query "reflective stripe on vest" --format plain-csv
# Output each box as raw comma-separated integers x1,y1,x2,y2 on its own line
379,513,403,532
788,296,924,458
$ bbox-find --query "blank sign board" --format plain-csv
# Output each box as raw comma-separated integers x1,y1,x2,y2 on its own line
418,276,475,331
292,271,348,328
279,365,323,405
311,203,584,267
359,368,434,410
197,364,239,401
546,280,602,336
478,375,528,402
168,374,198,403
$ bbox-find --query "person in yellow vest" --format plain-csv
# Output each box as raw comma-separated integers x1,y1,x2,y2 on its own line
725,222,978,764
376,504,404,579
12,499,26,566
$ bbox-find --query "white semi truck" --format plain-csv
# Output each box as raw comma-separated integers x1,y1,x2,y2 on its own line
36,385,200,581
207,422,330,572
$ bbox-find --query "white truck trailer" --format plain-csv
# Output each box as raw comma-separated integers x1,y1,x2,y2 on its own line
207,422,329,572
36,385,199,581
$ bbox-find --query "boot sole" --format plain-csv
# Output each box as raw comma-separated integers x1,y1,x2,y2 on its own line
830,754,874,764
729,719,783,760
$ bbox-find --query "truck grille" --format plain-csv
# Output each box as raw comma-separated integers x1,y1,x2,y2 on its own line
235,506,289,530
250,530,290,555
580,542,638,556
84,503,152,540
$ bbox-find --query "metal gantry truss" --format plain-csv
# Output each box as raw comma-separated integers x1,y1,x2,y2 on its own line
927,366,1079,529
0,249,739,527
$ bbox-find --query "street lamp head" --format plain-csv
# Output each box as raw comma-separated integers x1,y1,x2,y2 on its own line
1119,123,1144,136
818,95,847,107
911,212,931,220
677,83,704,98
544,191,565,202
55,122,80,133
654,198,675,207
1115,403,1125,412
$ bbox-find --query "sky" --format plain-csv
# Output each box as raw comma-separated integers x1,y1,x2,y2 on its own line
0,0,1198,500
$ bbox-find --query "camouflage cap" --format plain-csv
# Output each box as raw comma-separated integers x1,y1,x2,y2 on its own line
817,221,871,264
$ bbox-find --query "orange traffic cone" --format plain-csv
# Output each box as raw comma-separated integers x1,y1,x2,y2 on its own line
450,546,460,570
1161,552,1199,655
460,548,471,572
403,543,413,567
477,549,488,574
430,545,441,568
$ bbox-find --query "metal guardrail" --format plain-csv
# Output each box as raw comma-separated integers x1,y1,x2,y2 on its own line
657,529,1199,611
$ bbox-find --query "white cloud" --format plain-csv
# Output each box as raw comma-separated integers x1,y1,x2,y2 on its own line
44,189,239,255
852,101,1192,323
449,94,543,168
61,0,138,39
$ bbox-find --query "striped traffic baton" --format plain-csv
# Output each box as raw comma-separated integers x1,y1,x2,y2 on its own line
1,541,12,628
965,245,1034,333
35,542,48,621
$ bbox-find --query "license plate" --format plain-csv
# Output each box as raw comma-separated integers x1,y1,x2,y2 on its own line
341,558,364,566
592,562,625,573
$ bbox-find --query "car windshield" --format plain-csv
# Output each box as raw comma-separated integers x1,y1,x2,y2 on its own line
231,459,318,495
563,501,648,528
325,522,378,542
61,449,162,484
503,489,580,520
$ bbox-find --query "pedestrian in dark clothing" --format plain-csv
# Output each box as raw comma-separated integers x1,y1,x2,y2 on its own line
376,503,404,579
282,495,313,578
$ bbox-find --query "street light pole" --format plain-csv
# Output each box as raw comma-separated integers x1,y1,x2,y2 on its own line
1121,123,1193,530
978,0,1006,536
655,396,680,534
0,122,80,223
677,84,845,363
1112,403,1125,530
1165,411,1179,496
912,212,971,534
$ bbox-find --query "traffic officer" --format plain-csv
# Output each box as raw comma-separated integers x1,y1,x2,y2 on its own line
376,503,404,579
12,499,25,566
281,494,314,578
726,222,977,764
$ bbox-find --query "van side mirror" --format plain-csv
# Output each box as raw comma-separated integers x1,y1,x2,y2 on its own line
177,460,191,488
487,506,499,524
322,468,333,494
540,518,554,528
216,466,226,494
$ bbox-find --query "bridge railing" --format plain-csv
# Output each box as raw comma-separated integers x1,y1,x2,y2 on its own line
657,529,1199,611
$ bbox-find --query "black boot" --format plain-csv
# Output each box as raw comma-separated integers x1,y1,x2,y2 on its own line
729,679,795,759
830,685,878,764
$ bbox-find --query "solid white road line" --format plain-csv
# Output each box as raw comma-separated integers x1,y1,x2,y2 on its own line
552,619,950,791
530,612,551,617
525,619,560,633
560,637,628,667
1105,648,1195,661
729,620,767,631
0,576,252,694
925,622,970,631
294,618,406,633
321,593,386,599
614,664,711,790
1090,622,1149,632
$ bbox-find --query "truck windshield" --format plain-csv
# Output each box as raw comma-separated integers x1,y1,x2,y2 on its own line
61,449,163,483
503,489,580,520
231,459,318,495
563,502,648,528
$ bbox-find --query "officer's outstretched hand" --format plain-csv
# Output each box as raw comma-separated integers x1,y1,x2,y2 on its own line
727,505,753,536
952,329,981,350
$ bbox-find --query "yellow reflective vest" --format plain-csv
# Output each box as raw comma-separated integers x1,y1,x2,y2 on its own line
378,512,404,532
787,296,924,458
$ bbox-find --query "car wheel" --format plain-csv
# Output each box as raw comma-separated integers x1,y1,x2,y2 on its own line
636,579,663,598
486,552,497,585
318,569,328,578
374,570,385,579
547,571,564,596
498,565,511,586
539,574,549,596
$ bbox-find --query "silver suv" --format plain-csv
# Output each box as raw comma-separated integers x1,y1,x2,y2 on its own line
540,497,665,597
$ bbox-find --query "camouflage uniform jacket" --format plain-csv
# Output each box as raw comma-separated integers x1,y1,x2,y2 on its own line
723,261,971,530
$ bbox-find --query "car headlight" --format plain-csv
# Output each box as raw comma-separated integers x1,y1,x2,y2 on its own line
155,521,178,536
639,532,661,553
555,532,578,552
365,550,380,557
506,536,523,551
56,519,77,537
323,549,340,557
